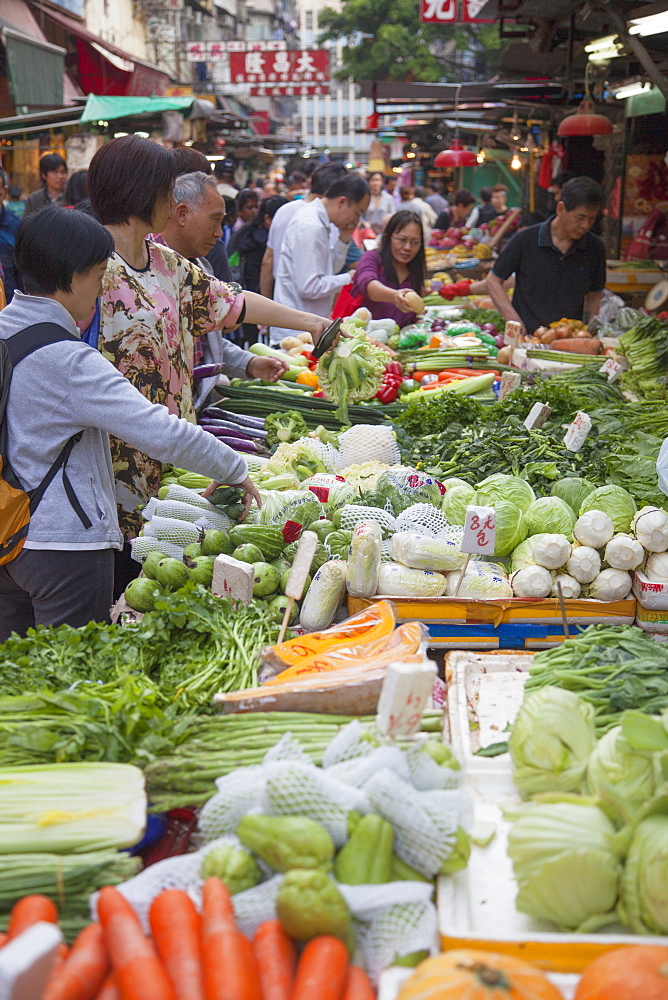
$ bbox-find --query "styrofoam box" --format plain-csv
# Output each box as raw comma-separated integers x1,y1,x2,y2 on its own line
439,649,668,975
633,570,668,610
636,605,668,633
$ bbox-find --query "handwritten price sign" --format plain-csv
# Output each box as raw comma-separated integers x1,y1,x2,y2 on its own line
564,411,592,453
599,358,623,383
461,505,497,555
376,659,436,738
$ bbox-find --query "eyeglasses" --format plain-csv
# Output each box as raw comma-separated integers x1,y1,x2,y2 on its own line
391,236,421,248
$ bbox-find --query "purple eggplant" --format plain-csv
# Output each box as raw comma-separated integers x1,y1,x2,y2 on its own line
200,427,263,453
199,422,254,441
202,408,266,431
199,417,268,440
193,363,226,380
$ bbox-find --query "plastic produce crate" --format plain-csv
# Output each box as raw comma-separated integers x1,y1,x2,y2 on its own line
347,596,636,650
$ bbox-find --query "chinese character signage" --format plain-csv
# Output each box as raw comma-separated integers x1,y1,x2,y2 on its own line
229,49,329,85
420,0,494,22
250,85,329,97
185,40,288,62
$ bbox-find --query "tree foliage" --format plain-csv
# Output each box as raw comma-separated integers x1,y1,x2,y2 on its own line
318,0,501,83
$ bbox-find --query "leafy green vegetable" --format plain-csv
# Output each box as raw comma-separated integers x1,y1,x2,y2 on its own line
484,499,527,557
265,410,309,448
620,808,668,934
509,687,597,798
526,625,668,734
551,477,596,514
507,799,622,932
476,474,536,513
524,497,576,539
579,485,637,533
375,467,444,514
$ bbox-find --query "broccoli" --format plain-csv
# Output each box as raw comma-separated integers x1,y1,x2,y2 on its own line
265,410,309,449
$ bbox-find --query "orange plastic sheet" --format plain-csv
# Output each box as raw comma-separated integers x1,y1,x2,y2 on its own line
263,621,426,687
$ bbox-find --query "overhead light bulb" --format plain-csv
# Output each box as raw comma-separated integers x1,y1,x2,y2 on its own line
510,153,522,170
628,11,668,36
614,81,652,99
406,151,416,158
476,150,485,163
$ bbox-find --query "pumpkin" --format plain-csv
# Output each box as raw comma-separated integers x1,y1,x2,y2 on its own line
396,949,564,1000
574,945,668,1000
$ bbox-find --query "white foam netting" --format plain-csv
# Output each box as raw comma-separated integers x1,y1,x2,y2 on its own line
337,426,401,469
396,504,449,538
262,761,369,847
321,720,374,767
355,899,438,985
295,436,340,472
200,734,311,843
142,516,202,547
402,742,462,791
163,485,233,530
144,498,231,532
130,536,185,563
338,504,397,538
364,769,464,878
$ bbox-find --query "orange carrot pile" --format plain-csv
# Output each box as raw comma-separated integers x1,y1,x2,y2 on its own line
1,885,378,1000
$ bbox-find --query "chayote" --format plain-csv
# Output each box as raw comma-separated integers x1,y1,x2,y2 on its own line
276,868,355,953
199,844,262,895
236,814,334,872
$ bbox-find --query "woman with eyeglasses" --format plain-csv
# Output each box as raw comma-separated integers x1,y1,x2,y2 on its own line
350,210,427,328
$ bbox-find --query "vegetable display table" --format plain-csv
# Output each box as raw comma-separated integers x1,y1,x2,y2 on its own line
347,596,637,650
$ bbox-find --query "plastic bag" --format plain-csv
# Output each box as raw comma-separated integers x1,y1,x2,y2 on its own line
299,560,348,632
391,531,467,571
445,560,512,599
376,562,447,598
347,520,383,598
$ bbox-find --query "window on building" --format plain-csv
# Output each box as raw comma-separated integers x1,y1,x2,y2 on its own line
305,11,313,29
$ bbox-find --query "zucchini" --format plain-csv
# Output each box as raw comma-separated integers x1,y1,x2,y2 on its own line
228,525,285,560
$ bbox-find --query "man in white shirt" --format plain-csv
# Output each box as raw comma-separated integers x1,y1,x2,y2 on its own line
260,162,347,298
270,174,370,344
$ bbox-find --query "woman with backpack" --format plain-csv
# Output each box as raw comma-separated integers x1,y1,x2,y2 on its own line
0,206,262,641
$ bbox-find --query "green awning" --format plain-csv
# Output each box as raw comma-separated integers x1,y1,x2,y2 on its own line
80,95,197,123
2,26,64,108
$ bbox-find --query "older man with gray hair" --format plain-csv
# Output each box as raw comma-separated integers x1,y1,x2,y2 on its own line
160,171,286,408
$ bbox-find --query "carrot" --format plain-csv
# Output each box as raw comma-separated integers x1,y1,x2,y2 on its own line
551,338,601,355
43,923,109,1000
201,878,257,1000
149,890,204,1000
291,936,349,1000
342,966,376,1000
96,886,176,1000
7,895,58,940
96,974,120,1000
0,932,7,948
253,920,297,1000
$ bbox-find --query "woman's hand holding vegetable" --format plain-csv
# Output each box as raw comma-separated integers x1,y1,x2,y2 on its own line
393,288,416,313
203,476,262,520
247,355,289,382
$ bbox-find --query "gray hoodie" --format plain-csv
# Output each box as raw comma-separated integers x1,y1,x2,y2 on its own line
0,293,248,550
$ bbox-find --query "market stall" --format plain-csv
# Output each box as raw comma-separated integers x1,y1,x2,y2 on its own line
3,283,668,999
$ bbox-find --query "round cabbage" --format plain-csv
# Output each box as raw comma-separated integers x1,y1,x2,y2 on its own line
579,485,637,533
487,499,527,557
476,474,535,513
375,467,444,514
551,477,596,514
298,474,358,516
440,477,472,492
442,483,476,526
524,497,577,539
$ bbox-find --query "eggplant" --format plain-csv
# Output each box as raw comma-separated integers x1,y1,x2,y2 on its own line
198,417,268,440
199,422,254,441
202,408,266,430
193,363,226,380
200,427,262,453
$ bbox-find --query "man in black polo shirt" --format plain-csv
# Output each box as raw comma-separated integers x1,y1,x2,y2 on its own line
487,177,606,335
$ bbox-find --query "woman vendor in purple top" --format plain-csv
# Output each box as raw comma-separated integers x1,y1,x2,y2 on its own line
351,210,428,329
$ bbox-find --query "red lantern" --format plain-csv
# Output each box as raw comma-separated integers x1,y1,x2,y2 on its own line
557,100,613,137
433,139,478,168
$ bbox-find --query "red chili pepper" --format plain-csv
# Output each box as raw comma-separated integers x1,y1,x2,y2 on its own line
376,384,399,403
312,390,324,398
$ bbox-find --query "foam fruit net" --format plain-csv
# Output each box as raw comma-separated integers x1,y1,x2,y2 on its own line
98,722,467,984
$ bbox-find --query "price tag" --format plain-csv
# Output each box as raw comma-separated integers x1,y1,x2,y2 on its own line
599,358,623,383
498,371,521,400
564,411,592,453
461,505,496,555
376,657,436,738
284,530,318,600
503,320,522,346
212,554,254,604
524,401,552,430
